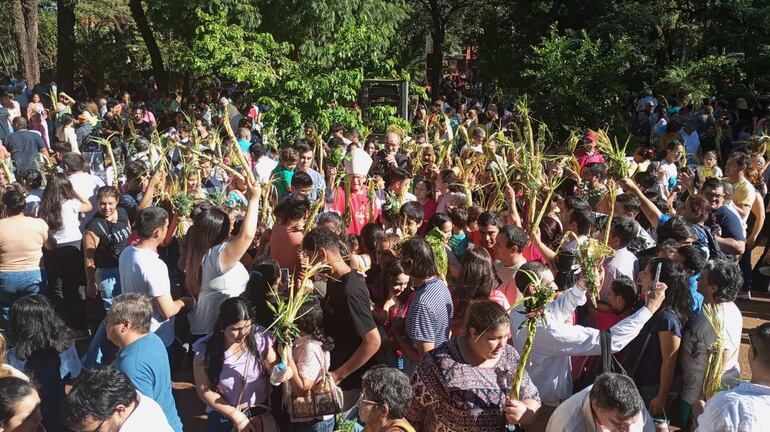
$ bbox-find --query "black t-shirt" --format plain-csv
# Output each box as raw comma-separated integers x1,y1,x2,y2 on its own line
321,271,377,390
85,207,131,268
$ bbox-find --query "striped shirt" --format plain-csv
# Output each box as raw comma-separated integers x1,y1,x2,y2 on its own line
404,277,453,376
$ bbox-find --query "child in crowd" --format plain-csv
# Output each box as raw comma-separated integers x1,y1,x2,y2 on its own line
594,276,639,330
448,207,470,257
372,261,411,369
272,147,299,198
695,151,723,188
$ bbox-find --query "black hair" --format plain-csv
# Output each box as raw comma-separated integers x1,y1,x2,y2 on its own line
564,196,590,212
616,194,641,215
589,373,645,418
464,300,511,335
134,207,169,239
584,162,607,179
399,201,424,224
249,142,265,159
610,216,636,247
184,207,231,297
20,169,43,189
62,152,86,172
702,259,743,303
752,322,770,364
384,167,410,188
399,237,438,279
514,261,547,294
610,276,638,313
656,216,695,244
291,171,313,190
303,226,344,256
377,260,409,307
361,367,413,420
456,247,496,326
359,223,384,255
124,160,148,181
499,224,528,252
205,298,263,386
477,211,500,228
9,294,76,360
293,142,312,155
729,151,750,171
316,212,344,234
645,258,692,324
61,367,138,425
2,189,26,215
676,245,707,274
448,207,468,229
38,173,78,231
701,177,724,192
133,137,150,153
295,298,334,352
569,207,594,235
244,256,280,327
274,194,311,223
0,377,36,427
425,212,451,233
634,171,657,190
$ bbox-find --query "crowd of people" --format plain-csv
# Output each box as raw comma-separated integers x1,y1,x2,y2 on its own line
0,77,768,432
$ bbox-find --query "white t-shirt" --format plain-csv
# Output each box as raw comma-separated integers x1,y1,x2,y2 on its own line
681,302,743,403
289,335,333,422
119,246,174,347
120,391,174,432
660,159,678,189
51,198,83,244
188,243,249,335
68,171,104,230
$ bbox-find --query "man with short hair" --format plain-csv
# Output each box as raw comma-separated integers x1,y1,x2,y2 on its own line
4,116,48,174
107,293,182,432
125,106,154,140
701,178,745,260
546,373,654,431
62,366,174,432
293,142,326,201
681,259,744,423
119,207,191,359
360,367,414,432
469,211,501,257
493,224,528,305
303,227,381,410
581,162,608,210
198,149,224,194
694,322,770,431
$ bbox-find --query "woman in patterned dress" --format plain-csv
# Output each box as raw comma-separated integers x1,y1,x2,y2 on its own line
407,300,541,432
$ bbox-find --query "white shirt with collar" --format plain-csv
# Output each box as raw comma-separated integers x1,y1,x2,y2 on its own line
696,381,770,432
119,391,173,432
546,385,654,432
510,286,653,406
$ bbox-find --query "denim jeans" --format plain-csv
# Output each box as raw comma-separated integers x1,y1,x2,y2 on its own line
95,267,121,310
81,318,117,368
0,268,45,329
292,417,335,432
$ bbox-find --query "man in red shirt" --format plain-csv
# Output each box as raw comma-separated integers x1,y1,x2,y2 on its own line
573,130,605,172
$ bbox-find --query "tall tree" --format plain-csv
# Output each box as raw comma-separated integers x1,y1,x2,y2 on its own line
11,0,40,86
128,0,166,90
57,0,76,92
413,0,477,100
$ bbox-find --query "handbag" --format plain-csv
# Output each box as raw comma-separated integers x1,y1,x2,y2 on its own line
230,348,279,432
572,330,627,393
290,346,343,418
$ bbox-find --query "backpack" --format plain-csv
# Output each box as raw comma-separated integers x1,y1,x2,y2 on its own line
572,330,627,393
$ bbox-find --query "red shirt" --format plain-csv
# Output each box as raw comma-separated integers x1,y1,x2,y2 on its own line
574,147,606,171
331,187,381,235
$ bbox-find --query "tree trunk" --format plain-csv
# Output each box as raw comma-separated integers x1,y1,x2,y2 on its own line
429,27,444,101
11,0,40,86
57,0,77,93
128,0,167,91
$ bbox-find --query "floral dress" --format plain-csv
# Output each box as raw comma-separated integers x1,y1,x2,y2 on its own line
407,339,539,432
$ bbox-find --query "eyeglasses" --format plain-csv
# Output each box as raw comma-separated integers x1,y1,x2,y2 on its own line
357,395,385,407
76,418,106,432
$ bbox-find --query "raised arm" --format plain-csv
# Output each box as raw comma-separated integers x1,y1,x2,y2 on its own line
619,178,662,229
220,178,260,271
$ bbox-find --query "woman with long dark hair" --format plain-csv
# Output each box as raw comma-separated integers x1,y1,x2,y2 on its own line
285,298,337,431
38,173,91,333
625,257,692,418
0,188,48,330
192,297,283,432
7,295,81,432
452,247,508,335
0,376,44,432
184,178,260,338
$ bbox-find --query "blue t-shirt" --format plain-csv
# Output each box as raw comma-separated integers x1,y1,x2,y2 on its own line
113,333,182,432
627,309,684,387
712,206,745,261
404,277,454,375
688,274,704,313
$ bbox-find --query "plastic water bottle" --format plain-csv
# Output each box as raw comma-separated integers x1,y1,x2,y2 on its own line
269,362,292,385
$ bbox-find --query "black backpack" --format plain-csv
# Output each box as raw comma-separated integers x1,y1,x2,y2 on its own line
572,330,627,393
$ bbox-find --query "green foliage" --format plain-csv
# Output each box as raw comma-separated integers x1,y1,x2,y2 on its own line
522,27,635,130
657,56,747,102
